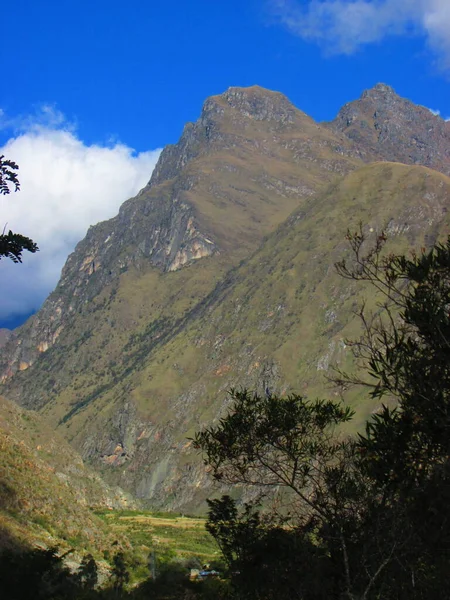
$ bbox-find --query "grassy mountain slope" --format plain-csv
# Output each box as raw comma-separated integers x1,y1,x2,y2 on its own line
0,395,133,554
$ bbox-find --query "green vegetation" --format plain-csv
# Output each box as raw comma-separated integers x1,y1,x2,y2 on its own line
2,86,450,598
4,229,450,598
97,509,219,565
0,396,131,556
5,161,449,511
0,517,228,599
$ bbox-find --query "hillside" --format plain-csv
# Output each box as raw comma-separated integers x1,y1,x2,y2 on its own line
0,395,133,554
1,84,450,511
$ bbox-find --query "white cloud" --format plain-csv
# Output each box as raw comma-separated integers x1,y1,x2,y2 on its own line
0,109,161,323
426,107,450,120
270,0,450,68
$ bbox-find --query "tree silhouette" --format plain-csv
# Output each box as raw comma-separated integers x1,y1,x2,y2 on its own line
0,155,38,262
110,551,129,596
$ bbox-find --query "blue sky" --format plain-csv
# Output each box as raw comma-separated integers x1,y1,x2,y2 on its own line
1,0,450,328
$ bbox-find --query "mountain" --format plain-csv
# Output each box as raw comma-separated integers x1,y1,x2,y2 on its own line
0,395,133,554
1,84,450,511
0,86,363,383
328,83,450,174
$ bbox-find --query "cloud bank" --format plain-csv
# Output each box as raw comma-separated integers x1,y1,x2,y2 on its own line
0,108,161,324
271,0,450,68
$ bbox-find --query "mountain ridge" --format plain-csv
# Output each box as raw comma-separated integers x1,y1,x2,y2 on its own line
0,84,365,381
327,82,450,173
2,83,450,510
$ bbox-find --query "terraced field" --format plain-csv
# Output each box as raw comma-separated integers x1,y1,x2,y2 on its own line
97,510,220,566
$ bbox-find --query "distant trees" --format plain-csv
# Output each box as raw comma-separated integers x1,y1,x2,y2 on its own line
194,230,450,599
110,551,130,596
76,553,98,591
0,154,38,262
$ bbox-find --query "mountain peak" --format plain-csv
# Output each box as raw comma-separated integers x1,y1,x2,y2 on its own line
203,85,298,124
328,83,450,175
150,86,301,187
362,82,396,99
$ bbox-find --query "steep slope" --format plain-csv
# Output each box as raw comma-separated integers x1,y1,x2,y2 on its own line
0,86,362,382
327,83,450,174
2,85,450,512
5,162,450,511
84,163,450,510
0,396,133,553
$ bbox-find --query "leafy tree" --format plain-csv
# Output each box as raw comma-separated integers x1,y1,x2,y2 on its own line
193,391,379,598
205,496,333,600
0,154,38,262
335,229,450,486
335,228,450,597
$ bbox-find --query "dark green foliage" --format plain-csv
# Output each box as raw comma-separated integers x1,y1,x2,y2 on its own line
194,390,370,598
338,232,450,487
205,496,262,566
336,229,450,597
193,388,354,491
0,155,20,195
110,552,130,595
0,229,39,263
0,546,78,600
206,497,333,600
0,155,38,262
76,554,98,590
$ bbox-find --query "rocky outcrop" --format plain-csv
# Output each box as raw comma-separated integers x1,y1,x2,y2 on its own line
150,86,299,186
328,83,450,175
0,330,11,349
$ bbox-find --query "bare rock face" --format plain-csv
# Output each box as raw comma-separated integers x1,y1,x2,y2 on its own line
328,83,450,175
0,330,11,349
150,86,301,186
0,182,217,380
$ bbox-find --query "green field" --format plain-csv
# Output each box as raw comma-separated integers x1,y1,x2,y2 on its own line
97,509,221,579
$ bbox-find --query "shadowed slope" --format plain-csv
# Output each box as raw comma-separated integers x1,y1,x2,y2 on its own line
0,396,132,553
